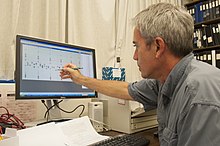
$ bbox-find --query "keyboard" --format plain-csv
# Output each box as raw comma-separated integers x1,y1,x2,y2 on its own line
90,134,150,146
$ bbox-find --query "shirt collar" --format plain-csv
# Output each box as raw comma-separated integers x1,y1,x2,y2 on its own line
161,53,194,99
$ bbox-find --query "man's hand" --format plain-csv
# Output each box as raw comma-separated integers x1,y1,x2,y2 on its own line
59,63,83,84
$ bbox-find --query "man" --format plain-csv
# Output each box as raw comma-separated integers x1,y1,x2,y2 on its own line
60,2,220,146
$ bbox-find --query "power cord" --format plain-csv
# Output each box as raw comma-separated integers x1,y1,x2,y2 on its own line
41,100,50,120
89,117,111,132
41,101,108,132
56,104,85,117
0,106,25,134
41,100,85,121
42,100,63,121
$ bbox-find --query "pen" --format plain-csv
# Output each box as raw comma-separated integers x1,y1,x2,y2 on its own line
70,67,83,70
56,67,83,71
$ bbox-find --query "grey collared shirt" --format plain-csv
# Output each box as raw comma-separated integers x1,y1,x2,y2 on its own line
128,53,220,146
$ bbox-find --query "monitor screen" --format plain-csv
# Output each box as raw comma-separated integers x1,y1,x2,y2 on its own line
15,35,97,99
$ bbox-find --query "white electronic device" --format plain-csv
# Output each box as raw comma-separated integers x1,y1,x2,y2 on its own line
88,102,103,132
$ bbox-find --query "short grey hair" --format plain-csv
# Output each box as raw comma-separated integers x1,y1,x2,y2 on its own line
132,3,194,57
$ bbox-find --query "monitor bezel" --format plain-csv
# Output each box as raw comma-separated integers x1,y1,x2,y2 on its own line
15,34,97,100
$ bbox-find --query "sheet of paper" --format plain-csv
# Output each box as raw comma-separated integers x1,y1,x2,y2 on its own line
129,100,143,112
56,116,109,146
5,128,17,137
0,136,19,146
112,68,121,77
17,122,67,146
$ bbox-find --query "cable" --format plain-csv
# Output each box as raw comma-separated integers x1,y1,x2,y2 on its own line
42,100,85,121
43,100,64,121
0,106,25,134
89,117,111,132
55,104,85,117
41,100,50,120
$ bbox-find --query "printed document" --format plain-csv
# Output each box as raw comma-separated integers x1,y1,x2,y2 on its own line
56,116,109,146
17,116,108,146
17,122,66,146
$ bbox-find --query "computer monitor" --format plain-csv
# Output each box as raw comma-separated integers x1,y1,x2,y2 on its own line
15,35,97,100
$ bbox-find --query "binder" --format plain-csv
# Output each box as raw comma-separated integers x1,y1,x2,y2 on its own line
188,5,196,23
205,24,214,46
217,23,220,43
195,2,204,23
205,1,210,21
202,2,207,21
208,0,217,19
193,29,202,48
198,53,201,60
202,51,206,62
193,52,199,60
215,0,220,18
211,23,220,45
206,50,212,65
201,25,208,47
198,51,204,62
197,28,202,48
216,50,220,68
193,30,198,48
209,0,214,19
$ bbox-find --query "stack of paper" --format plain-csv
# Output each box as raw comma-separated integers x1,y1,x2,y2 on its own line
17,116,108,146
0,128,19,146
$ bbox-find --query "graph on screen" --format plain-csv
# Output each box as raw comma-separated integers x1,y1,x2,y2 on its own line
21,39,93,82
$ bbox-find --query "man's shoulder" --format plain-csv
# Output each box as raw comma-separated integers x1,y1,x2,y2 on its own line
187,60,220,80
185,61,220,106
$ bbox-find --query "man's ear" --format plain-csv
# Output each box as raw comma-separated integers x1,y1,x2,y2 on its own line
155,37,165,58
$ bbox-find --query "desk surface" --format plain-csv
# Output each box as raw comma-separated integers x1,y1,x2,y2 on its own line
100,127,160,146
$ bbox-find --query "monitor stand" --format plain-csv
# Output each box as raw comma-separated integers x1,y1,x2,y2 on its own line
46,100,62,120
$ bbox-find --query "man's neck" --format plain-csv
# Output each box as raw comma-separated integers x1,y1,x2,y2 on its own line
158,54,182,84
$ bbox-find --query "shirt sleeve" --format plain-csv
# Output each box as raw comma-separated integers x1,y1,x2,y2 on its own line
178,103,220,146
128,79,159,110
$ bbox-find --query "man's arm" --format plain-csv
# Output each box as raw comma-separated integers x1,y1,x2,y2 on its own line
60,63,133,100
79,76,132,100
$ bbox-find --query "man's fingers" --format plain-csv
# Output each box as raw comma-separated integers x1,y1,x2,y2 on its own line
64,63,77,69
60,74,71,79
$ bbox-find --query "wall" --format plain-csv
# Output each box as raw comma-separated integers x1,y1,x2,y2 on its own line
0,83,91,123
